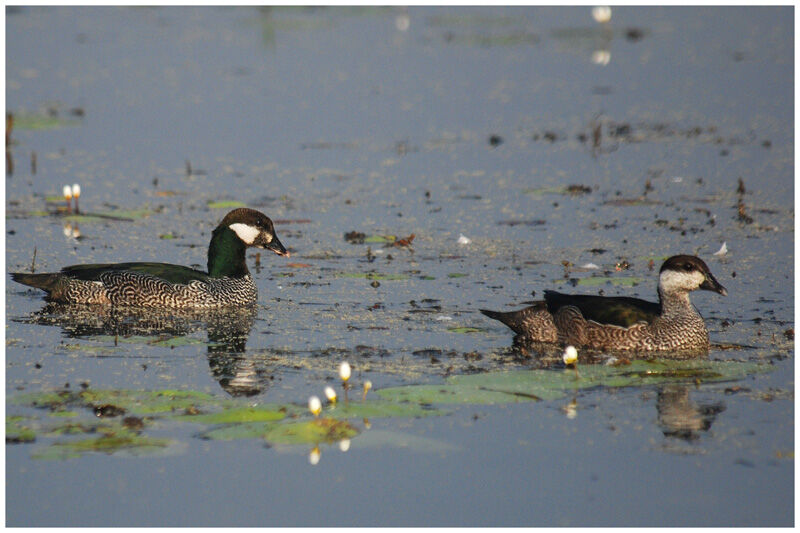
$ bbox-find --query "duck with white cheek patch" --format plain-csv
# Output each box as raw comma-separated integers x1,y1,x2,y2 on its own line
11,208,290,308
481,255,727,353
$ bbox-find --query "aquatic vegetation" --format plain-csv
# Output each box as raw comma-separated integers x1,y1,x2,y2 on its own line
377,359,770,406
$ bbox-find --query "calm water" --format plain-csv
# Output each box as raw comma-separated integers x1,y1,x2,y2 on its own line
5,6,794,526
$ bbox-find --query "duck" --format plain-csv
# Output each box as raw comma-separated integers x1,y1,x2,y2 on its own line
480,255,727,353
11,208,289,308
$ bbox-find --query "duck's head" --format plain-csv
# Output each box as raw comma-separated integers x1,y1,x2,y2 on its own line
658,255,727,296
219,208,290,257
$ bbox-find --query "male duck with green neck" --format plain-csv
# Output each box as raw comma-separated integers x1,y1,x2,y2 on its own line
480,255,727,353
11,208,289,308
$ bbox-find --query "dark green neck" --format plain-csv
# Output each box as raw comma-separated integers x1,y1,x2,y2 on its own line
207,226,249,278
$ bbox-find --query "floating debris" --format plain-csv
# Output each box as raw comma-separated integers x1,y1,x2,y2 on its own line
457,234,471,245
344,231,366,244
388,233,415,249
713,242,728,256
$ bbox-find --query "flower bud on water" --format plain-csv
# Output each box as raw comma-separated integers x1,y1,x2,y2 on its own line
308,395,322,417
324,386,337,404
563,345,578,366
339,361,351,383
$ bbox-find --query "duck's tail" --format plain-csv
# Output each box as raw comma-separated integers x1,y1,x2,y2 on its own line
11,272,61,293
479,307,529,335
480,301,556,341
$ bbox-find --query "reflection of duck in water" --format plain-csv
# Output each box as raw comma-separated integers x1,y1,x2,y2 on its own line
17,303,268,397
11,208,289,308
481,255,727,354
656,384,725,441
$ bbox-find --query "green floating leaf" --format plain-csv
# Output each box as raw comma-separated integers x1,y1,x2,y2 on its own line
264,418,358,445
62,209,152,222
11,389,217,416
89,335,205,348
323,400,444,419
364,235,395,243
47,411,78,418
6,416,36,443
32,430,173,460
199,421,279,441
208,200,246,209
576,276,644,287
353,429,459,453
378,360,769,407
447,273,468,278
13,114,80,131
174,406,285,425
523,186,571,196
337,272,409,281
448,327,482,334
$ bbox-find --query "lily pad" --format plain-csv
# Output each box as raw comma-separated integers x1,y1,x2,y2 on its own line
32,430,173,460
263,418,359,445
173,406,286,425
447,273,468,278
11,389,217,416
62,209,153,222
208,200,246,209
364,235,395,243
353,429,459,453
12,114,80,131
575,276,645,287
337,272,410,281
90,335,205,348
322,400,444,419
199,421,280,441
6,416,36,443
448,327,482,334
378,360,769,406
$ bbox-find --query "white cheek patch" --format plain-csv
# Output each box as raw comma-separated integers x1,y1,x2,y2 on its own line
229,223,261,245
660,269,705,291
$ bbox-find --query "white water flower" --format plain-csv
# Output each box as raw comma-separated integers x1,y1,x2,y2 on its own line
72,183,81,198
308,396,322,417
339,361,351,383
339,439,351,452
63,185,72,199
457,234,471,245
592,6,612,24
324,386,337,403
563,345,578,366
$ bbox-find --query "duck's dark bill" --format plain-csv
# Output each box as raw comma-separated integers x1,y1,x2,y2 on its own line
266,236,290,257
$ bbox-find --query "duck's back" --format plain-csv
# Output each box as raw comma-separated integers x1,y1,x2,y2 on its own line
544,290,660,327
60,262,211,284
12,262,256,308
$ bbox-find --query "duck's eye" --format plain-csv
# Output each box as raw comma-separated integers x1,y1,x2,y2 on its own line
683,263,694,271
